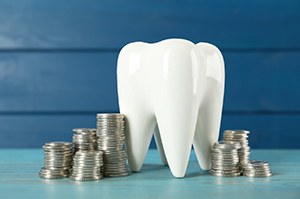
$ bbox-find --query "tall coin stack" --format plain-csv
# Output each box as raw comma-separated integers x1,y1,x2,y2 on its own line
210,141,241,177
243,160,272,177
223,130,250,166
96,113,128,177
70,151,104,181
39,142,73,179
72,128,98,151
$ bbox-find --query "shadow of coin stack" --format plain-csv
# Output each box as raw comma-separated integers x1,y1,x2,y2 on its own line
96,114,128,177
39,142,73,179
70,128,103,181
209,141,242,177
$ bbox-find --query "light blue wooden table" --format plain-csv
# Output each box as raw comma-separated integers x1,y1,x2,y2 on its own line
0,149,299,199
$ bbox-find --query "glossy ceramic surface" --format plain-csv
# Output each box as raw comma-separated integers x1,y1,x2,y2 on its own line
117,39,225,178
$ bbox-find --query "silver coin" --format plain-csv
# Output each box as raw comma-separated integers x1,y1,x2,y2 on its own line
72,129,98,152
243,172,272,177
39,173,68,179
210,139,243,177
97,113,125,117
95,113,128,176
39,167,69,179
211,130,272,178
248,160,269,166
73,128,97,133
213,141,241,149
40,141,74,180
221,130,252,171
70,175,102,181
44,142,73,147
211,157,239,162
209,171,241,177
104,173,128,177
70,150,104,180
223,130,250,135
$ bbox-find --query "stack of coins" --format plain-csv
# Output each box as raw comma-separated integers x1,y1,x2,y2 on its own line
243,160,272,177
209,141,241,177
70,151,104,181
223,130,251,165
96,113,128,177
72,128,98,151
39,142,73,179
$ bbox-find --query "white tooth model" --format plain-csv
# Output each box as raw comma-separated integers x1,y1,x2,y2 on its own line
117,38,225,178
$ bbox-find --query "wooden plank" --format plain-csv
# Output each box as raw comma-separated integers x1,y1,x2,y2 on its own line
0,149,299,199
0,114,96,148
220,114,300,149
0,0,299,49
0,51,298,112
0,114,299,148
0,52,119,112
224,51,300,112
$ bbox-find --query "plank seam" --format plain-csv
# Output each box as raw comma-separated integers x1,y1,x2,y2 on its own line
0,111,298,115
0,48,300,53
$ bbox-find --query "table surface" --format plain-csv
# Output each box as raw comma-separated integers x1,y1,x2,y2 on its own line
0,149,299,199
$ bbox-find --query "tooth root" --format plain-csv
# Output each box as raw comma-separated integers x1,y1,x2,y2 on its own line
193,42,225,170
117,43,156,172
124,111,156,172
154,125,168,166
154,74,199,177
155,105,197,178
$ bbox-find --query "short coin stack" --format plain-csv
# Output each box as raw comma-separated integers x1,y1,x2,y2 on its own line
223,130,251,166
96,113,128,177
72,128,98,152
39,142,73,179
70,151,104,181
243,160,272,177
210,130,273,178
210,141,241,177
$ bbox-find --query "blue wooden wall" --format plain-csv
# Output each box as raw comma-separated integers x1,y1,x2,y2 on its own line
0,0,299,148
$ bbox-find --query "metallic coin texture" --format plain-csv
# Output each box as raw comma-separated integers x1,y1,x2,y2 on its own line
70,150,104,181
223,130,251,167
210,141,242,177
97,113,129,177
39,142,73,179
72,128,98,152
242,160,272,177
210,130,272,178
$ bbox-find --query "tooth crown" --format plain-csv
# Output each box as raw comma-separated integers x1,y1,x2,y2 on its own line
117,38,225,178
